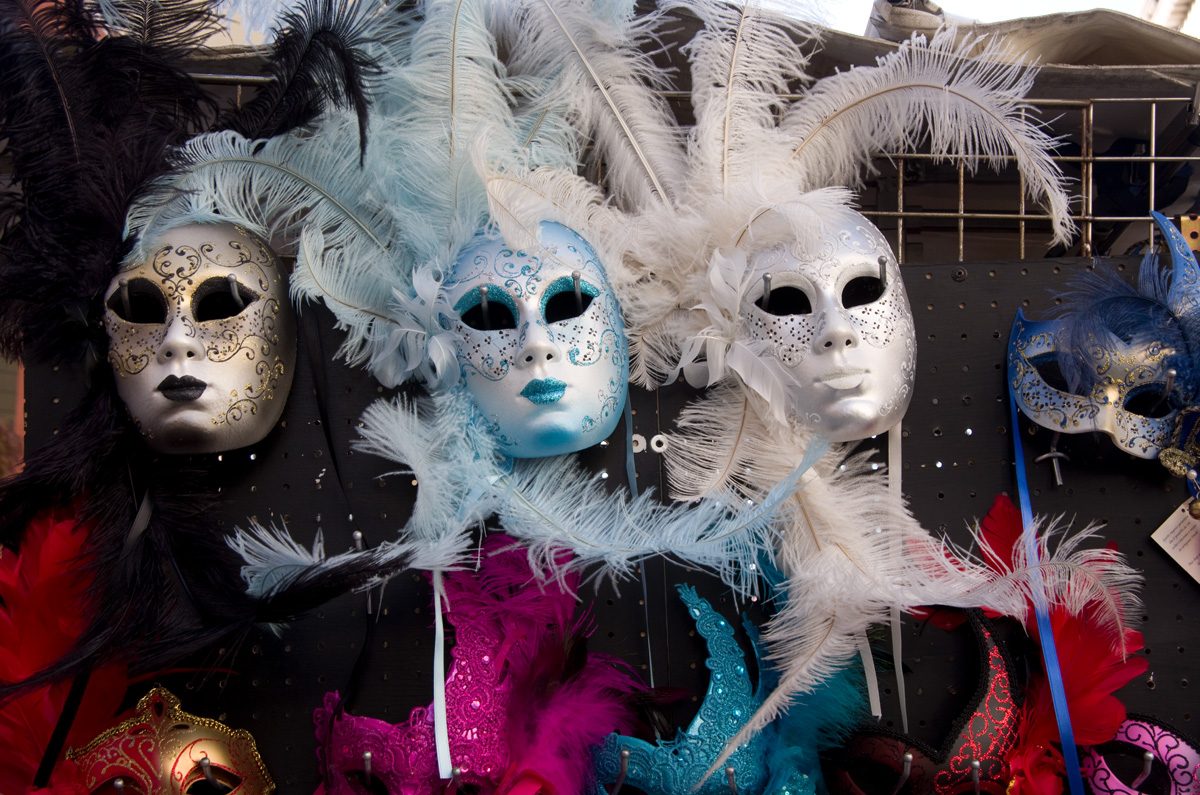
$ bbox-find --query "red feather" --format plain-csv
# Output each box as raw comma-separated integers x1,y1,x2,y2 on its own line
0,508,129,792
910,494,1023,628
1007,605,1147,795
979,493,1024,574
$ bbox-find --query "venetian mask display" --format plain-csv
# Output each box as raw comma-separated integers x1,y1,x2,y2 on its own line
442,221,629,458
64,687,274,794
742,210,916,442
103,222,296,454
1009,211,1200,465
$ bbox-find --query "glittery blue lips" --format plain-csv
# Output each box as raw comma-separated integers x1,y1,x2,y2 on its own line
519,377,567,405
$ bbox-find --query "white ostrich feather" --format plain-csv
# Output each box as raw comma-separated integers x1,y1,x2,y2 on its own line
353,390,499,546
669,0,815,197
125,126,394,261
477,144,631,275
229,520,470,607
973,515,1143,651
495,451,813,596
498,0,687,209
666,382,794,503
779,28,1075,245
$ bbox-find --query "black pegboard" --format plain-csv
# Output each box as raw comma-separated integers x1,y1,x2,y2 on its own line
23,258,1198,790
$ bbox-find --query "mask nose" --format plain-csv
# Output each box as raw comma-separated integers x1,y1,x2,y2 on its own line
157,314,204,363
516,322,561,368
813,309,860,353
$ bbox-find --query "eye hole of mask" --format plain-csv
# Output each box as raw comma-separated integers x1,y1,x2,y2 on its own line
107,278,168,324
184,767,241,795
1123,383,1179,419
839,756,916,794
543,277,597,324
192,277,259,322
1028,354,1075,393
756,285,812,316
459,289,518,331
343,769,390,795
842,275,885,309
1094,741,1173,795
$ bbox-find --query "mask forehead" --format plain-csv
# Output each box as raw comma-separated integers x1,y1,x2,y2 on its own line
102,222,296,454
444,221,614,303
444,221,628,458
741,210,915,442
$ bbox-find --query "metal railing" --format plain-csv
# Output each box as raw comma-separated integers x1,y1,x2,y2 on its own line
863,95,1200,262
194,73,1199,265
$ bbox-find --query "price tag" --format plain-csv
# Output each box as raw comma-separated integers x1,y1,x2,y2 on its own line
1151,500,1200,585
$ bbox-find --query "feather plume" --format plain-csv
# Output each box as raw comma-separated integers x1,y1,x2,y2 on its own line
1051,254,1200,401
478,144,631,282
666,381,802,503
779,28,1075,245
501,594,640,794
765,663,868,791
1008,607,1147,794
228,520,469,605
497,0,687,209
669,0,814,197
495,451,811,596
0,0,94,169
0,509,129,791
218,0,390,161
972,513,1143,651
352,389,498,548
702,485,1143,781
96,0,222,57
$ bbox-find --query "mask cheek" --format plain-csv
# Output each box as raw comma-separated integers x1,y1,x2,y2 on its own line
454,323,520,382
558,296,626,370
847,283,911,350
744,311,815,367
104,316,165,376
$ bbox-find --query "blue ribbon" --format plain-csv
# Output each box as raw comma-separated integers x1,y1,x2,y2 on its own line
1007,361,1085,795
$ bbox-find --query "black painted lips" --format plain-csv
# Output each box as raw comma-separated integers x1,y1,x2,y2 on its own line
157,374,207,402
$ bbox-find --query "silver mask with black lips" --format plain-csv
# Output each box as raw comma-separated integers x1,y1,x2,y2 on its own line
743,210,916,442
103,222,297,454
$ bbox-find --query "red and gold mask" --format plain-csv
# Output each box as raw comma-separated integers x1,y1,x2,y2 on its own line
65,688,273,794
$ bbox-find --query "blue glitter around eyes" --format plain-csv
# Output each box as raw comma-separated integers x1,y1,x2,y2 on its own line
539,275,600,319
453,284,520,318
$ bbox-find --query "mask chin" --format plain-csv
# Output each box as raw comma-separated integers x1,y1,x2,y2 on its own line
445,221,629,458
103,222,296,455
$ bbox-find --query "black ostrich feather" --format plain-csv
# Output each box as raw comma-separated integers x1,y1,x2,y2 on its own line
220,0,381,161
0,0,400,705
96,0,222,58
0,0,96,172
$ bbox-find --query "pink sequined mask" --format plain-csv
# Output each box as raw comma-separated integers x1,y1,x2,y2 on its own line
314,536,634,794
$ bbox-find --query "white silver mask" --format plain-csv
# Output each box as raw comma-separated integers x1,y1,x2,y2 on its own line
742,211,915,441
443,221,628,458
103,222,296,454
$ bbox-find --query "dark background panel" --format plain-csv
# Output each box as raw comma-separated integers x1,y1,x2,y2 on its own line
24,258,1198,790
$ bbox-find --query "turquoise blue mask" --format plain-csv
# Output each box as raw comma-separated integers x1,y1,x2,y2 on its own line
592,585,826,795
444,221,629,458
